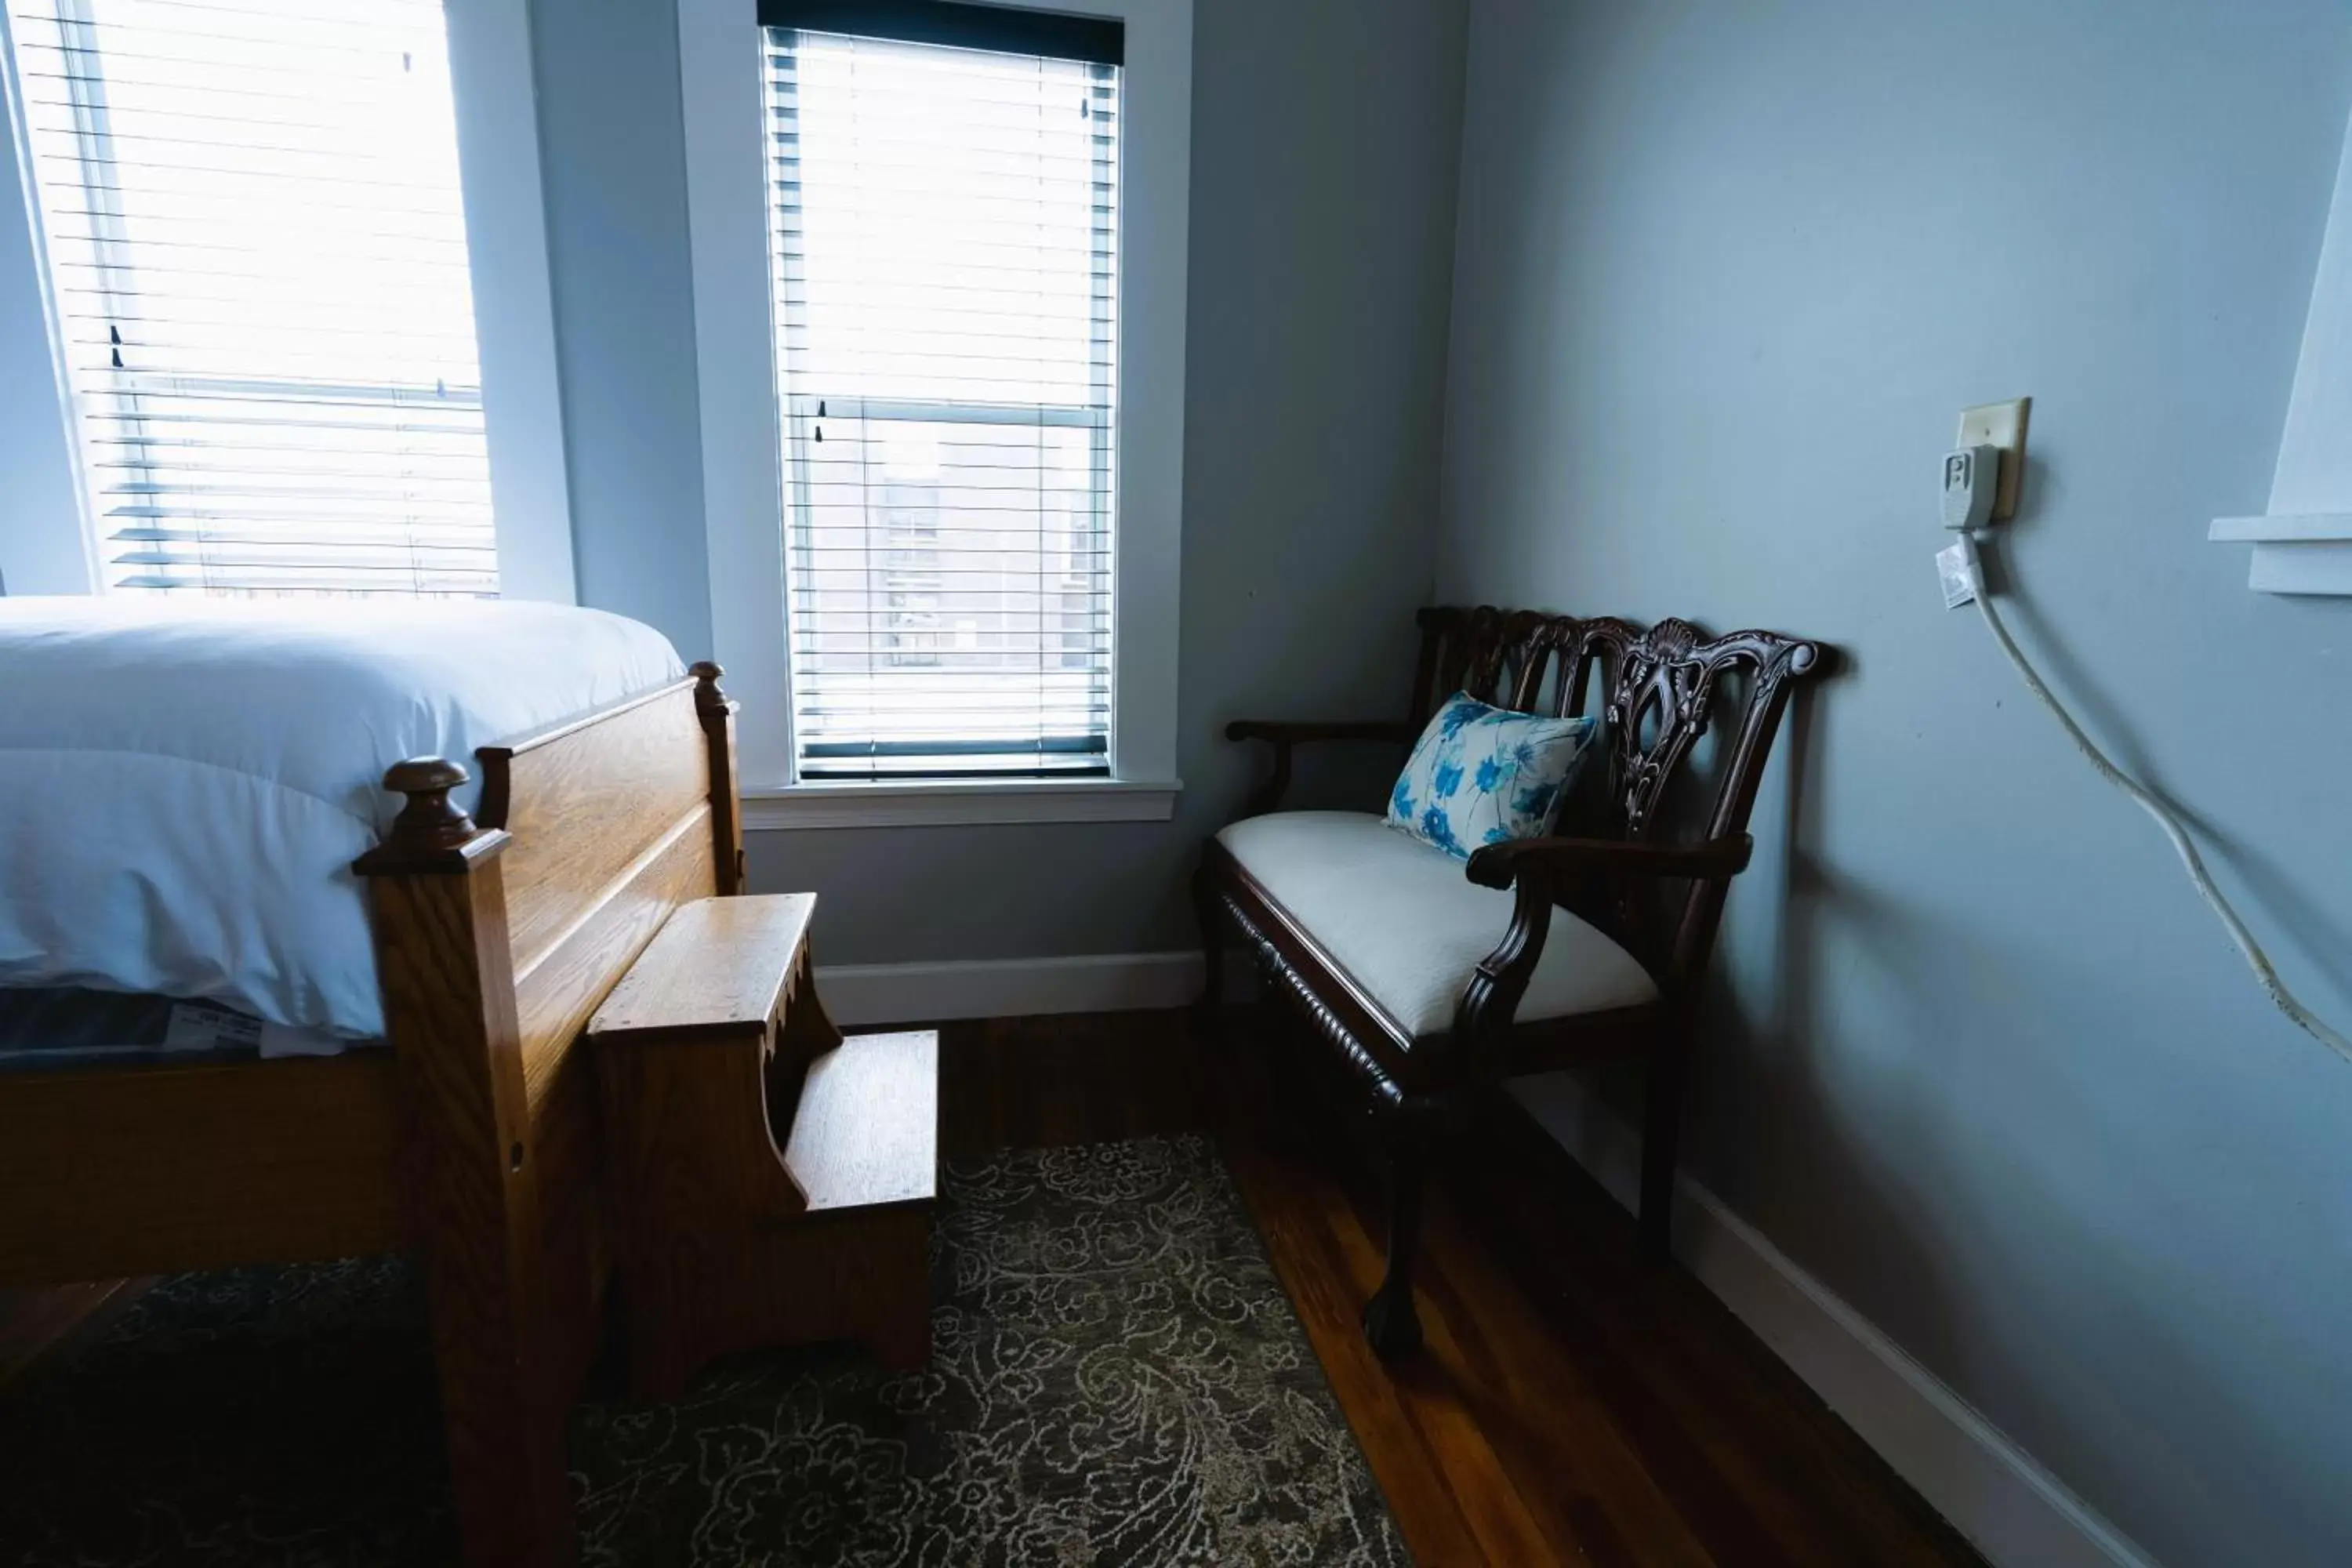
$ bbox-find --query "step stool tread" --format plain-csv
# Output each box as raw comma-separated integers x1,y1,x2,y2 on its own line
785,1030,938,1212
588,893,815,1042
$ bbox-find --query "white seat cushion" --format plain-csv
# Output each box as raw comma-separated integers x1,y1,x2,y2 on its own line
1216,811,1659,1038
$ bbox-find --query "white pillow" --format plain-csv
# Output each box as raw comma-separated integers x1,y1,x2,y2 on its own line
1385,691,1599,859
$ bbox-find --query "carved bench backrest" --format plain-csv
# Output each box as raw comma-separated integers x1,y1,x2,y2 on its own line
1410,605,1829,979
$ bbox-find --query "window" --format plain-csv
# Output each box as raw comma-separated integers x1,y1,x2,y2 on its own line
2209,96,2352,594
764,16,1120,779
2,0,505,597
680,0,1187,822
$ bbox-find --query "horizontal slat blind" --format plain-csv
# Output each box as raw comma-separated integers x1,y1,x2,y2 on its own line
4,0,496,597
764,25,1119,779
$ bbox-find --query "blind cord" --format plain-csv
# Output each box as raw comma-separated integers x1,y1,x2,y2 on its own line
1958,531,2352,1065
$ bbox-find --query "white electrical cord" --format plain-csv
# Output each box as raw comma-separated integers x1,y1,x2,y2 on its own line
1957,531,2352,1066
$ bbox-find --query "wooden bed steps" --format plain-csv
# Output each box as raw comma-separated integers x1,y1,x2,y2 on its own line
784,1029,937,1214
587,893,935,1402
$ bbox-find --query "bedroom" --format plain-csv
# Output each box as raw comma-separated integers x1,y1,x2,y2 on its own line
3,2,2349,1566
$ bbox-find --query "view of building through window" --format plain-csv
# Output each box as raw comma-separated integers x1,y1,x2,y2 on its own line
765,27,1118,778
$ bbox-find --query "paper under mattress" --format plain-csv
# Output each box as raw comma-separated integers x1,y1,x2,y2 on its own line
0,985,351,1069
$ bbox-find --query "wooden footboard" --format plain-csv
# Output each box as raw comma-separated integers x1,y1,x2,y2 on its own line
354,662,741,1567
0,1051,406,1283
0,661,743,1568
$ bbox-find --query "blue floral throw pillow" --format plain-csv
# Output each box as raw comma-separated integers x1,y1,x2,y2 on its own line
1385,691,1599,859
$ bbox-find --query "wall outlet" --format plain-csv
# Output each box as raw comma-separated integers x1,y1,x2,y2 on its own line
1955,397,2030,522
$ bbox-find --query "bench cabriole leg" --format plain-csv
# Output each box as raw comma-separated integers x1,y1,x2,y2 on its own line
1361,1104,1428,1360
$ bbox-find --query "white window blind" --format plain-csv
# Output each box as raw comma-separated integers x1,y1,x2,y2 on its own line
764,13,1120,779
3,0,496,597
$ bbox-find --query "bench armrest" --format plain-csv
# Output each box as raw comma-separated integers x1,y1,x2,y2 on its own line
1463,833,1754,891
1223,718,1417,815
1447,834,1753,1062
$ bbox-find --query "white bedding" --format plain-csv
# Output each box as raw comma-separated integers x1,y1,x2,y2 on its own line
0,597,686,1050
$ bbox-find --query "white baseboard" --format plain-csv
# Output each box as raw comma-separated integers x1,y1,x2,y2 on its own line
1508,1073,2161,1568
815,949,1218,1027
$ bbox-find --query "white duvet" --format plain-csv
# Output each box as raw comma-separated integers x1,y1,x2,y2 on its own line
0,597,685,1048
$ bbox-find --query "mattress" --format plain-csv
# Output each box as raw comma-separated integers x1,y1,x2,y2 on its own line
0,596,686,1051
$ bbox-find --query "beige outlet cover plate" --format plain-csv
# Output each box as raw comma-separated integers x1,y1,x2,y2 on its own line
1956,397,2031,522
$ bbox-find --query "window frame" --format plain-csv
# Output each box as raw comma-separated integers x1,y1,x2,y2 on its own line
2209,97,2352,595
677,0,1190,829
0,0,575,603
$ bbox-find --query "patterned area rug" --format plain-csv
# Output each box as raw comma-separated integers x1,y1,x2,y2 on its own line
0,1135,1407,1566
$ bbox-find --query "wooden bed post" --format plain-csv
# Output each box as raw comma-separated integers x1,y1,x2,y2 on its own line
692,662,746,896
354,759,575,1568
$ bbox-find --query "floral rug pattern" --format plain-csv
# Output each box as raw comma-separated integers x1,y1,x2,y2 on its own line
1,1136,1406,1567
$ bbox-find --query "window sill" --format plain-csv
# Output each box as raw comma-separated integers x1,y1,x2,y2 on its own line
2209,512,2352,594
742,777,1182,829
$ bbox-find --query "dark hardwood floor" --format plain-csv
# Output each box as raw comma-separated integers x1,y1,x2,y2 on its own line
942,1006,1984,1568
938,1008,1208,1160
12,1010,1984,1565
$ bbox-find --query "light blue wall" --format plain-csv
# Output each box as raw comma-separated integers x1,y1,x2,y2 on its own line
1440,3,2352,1564
531,0,714,658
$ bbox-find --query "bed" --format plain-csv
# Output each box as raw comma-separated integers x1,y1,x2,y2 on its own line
0,597,747,1567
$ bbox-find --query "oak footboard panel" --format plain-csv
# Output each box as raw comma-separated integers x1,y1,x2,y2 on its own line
355,664,741,1566
0,1051,405,1286
0,661,745,1568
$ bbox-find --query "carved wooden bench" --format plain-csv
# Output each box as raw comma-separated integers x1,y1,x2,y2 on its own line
588,893,935,1399
1197,607,1831,1358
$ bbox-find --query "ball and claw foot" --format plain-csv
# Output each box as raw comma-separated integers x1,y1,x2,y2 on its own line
1362,1283,1423,1361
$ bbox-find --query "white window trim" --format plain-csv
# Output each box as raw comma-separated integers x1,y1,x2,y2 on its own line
2210,93,2352,595
677,0,1191,829
744,777,1176,829
445,0,576,604
0,0,576,603
0,1,98,596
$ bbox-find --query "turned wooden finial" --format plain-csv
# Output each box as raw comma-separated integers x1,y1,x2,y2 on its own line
384,756,476,843
355,757,492,874
691,660,728,717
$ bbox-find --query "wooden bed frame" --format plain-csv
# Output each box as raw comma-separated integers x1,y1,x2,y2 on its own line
0,661,747,1567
